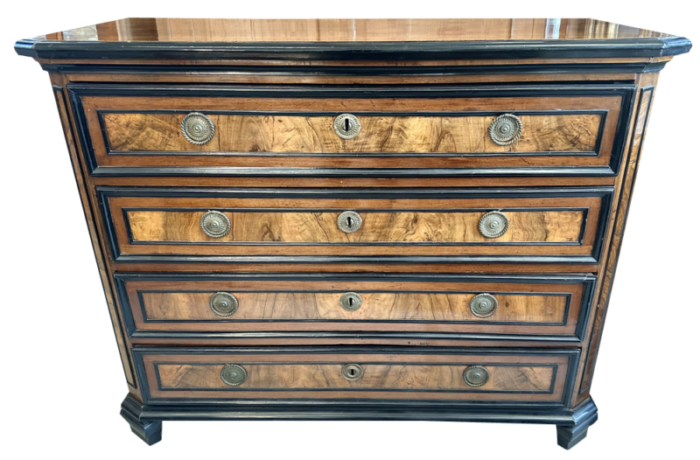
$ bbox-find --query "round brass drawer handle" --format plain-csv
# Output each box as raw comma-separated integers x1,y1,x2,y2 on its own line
488,113,523,146
470,293,498,318
200,210,231,238
337,211,363,233
478,211,510,238
210,292,239,317
181,112,215,145
463,365,490,387
334,113,361,139
342,363,364,381
221,364,247,386
340,292,363,311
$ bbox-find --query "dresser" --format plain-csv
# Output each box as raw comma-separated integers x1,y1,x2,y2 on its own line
15,18,691,449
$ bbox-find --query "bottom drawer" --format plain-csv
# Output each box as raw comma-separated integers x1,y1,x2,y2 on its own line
133,347,579,406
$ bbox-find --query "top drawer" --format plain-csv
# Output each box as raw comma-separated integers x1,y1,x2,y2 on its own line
69,84,636,177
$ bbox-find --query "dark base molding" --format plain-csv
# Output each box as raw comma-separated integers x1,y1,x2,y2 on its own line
556,398,599,449
121,395,163,445
121,395,597,448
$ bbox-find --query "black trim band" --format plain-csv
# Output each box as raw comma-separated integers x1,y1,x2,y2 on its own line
16,36,691,60
41,62,668,75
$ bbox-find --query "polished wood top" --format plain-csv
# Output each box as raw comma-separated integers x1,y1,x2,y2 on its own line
15,18,691,61
23,18,683,43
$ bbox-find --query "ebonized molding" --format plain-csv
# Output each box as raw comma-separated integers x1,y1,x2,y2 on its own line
16,37,692,60
40,62,668,75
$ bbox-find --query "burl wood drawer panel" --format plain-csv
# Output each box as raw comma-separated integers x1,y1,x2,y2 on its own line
132,347,579,405
115,273,595,342
69,84,636,177
98,187,613,264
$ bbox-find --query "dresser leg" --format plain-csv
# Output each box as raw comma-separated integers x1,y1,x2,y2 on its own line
120,395,162,445
556,398,598,449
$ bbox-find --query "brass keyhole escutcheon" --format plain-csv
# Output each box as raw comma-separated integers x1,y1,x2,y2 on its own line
333,114,361,139
342,363,364,381
340,292,363,311
337,211,362,233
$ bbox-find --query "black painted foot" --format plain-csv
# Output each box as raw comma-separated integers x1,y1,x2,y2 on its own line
121,395,162,445
556,398,598,449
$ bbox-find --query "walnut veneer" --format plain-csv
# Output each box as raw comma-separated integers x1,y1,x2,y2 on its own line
15,18,691,449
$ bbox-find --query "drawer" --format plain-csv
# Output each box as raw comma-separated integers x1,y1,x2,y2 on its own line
133,347,579,405
70,84,636,177
99,187,613,264
115,273,595,342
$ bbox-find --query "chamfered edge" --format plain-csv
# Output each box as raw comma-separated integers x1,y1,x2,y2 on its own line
14,36,692,61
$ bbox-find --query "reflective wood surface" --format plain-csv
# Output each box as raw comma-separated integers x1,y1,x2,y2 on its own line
33,18,679,43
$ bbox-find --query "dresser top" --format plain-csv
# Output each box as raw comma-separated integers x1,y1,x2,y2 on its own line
15,18,691,61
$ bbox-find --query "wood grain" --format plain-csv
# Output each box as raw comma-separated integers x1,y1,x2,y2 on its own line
143,292,567,322
141,351,571,402
575,74,659,405
120,276,589,336
40,18,672,44
51,80,137,388
102,112,601,154
82,95,622,171
127,210,585,244
106,194,603,259
157,363,553,391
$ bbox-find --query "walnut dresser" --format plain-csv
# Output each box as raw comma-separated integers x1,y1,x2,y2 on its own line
15,18,691,449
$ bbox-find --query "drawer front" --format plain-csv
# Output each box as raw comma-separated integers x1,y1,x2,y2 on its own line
133,347,579,405
99,187,613,264
70,84,636,177
115,273,595,342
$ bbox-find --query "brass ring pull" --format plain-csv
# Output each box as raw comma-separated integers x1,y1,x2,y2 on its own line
200,210,231,238
220,364,247,386
181,112,215,145
210,292,239,317
478,211,510,238
488,113,523,146
470,293,498,318
463,365,490,387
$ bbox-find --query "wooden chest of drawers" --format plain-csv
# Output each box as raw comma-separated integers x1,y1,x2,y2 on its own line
15,18,691,449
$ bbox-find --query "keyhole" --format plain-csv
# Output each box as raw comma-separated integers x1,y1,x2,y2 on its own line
348,297,354,306
347,216,353,227
349,368,356,376
344,117,351,132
